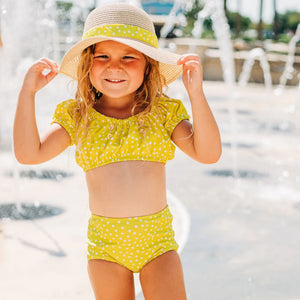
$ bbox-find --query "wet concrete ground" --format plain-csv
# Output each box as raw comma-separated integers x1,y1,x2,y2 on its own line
1,79,300,299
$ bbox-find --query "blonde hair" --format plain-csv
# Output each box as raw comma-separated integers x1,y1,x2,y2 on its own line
73,44,167,141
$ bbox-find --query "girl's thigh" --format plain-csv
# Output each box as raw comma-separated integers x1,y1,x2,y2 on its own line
139,250,187,300
88,259,135,300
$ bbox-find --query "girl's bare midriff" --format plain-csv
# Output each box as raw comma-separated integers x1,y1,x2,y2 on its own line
86,160,167,218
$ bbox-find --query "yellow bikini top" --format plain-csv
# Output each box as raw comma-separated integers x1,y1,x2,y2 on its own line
52,97,189,172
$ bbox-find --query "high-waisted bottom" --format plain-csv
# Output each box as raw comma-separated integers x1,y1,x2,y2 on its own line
87,206,178,273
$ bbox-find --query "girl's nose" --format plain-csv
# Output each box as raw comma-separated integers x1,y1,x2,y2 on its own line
107,59,122,70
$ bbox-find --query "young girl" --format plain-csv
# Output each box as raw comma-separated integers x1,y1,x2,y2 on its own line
14,3,221,300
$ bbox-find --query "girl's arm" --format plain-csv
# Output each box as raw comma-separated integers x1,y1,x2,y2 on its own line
13,58,71,164
172,55,222,164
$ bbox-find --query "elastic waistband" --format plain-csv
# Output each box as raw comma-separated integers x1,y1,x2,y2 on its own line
90,205,171,222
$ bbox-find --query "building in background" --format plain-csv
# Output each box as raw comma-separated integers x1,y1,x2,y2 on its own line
142,0,174,15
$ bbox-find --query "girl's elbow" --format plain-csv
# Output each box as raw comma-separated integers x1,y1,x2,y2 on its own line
197,155,220,164
15,154,32,165
195,148,222,164
14,149,25,164
14,150,38,165
208,151,222,164
211,147,222,163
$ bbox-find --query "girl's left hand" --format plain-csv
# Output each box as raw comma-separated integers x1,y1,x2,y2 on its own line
177,54,203,96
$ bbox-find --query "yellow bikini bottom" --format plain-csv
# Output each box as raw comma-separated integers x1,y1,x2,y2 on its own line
87,206,178,273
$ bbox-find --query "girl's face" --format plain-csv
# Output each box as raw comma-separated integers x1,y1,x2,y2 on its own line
90,40,147,104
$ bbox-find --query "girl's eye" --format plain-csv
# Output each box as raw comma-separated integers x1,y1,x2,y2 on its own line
94,55,109,60
123,56,135,60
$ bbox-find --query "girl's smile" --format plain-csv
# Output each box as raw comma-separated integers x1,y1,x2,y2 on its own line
90,40,146,106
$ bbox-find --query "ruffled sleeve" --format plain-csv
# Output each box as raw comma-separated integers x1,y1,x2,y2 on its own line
157,97,190,137
51,99,77,145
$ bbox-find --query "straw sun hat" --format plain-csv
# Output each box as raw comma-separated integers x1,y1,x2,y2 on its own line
59,3,183,84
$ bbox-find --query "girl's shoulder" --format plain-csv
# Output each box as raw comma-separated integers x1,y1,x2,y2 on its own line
154,96,190,137
55,99,78,112
52,99,79,146
157,96,184,108
53,99,80,120
156,96,189,120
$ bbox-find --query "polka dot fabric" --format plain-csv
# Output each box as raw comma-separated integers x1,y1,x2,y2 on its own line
87,206,178,273
51,97,190,172
83,24,159,48
51,100,77,146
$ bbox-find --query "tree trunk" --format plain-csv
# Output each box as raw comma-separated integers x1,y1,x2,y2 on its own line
257,0,264,40
0,0,2,47
224,0,229,21
236,0,242,38
273,0,279,40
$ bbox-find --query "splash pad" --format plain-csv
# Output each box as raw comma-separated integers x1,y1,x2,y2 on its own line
0,0,299,299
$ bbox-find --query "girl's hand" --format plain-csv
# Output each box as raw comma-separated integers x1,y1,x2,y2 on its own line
22,58,59,95
177,54,203,97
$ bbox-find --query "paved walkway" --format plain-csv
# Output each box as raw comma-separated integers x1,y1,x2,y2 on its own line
1,79,300,299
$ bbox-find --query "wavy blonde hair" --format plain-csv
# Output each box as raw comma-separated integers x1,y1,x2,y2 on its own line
73,44,167,141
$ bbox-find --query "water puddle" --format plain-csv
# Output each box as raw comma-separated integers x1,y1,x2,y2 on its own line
205,169,269,179
0,203,64,221
5,169,73,181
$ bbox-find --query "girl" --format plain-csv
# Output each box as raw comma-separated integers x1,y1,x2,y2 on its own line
14,3,221,300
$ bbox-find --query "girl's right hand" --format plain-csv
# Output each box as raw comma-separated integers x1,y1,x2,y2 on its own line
22,58,59,95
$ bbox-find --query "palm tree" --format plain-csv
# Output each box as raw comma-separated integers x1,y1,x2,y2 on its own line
224,0,228,16
257,0,264,40
236,0,242,38
273,0,279,40
0,0,2,47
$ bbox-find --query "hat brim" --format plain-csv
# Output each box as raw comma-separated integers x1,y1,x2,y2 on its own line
59,37,182,85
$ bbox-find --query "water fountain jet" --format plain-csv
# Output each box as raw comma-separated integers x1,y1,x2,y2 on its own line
0,0,81,221
238,48,272,91
275,23,300,95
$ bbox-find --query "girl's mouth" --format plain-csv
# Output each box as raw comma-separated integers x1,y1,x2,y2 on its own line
105,79,125,83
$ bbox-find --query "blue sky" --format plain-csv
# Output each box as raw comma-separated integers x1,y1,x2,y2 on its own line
227,0,300,23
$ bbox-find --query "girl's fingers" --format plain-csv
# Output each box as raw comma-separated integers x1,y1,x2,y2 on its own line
37,58,59,75
178,56,202,76
177,54,200,65
178,55,203,94
40,57,59,68
182,60,201,71
23,58,59,92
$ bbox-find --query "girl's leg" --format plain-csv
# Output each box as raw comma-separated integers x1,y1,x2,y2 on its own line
139,250,187,300
88,259,135,300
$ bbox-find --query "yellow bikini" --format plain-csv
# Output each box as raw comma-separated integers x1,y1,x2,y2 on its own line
87,206,178,273
52,96,189,172
52,96,189,271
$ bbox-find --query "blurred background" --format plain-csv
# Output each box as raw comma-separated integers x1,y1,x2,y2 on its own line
1,0,299,87
0,1,300,299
